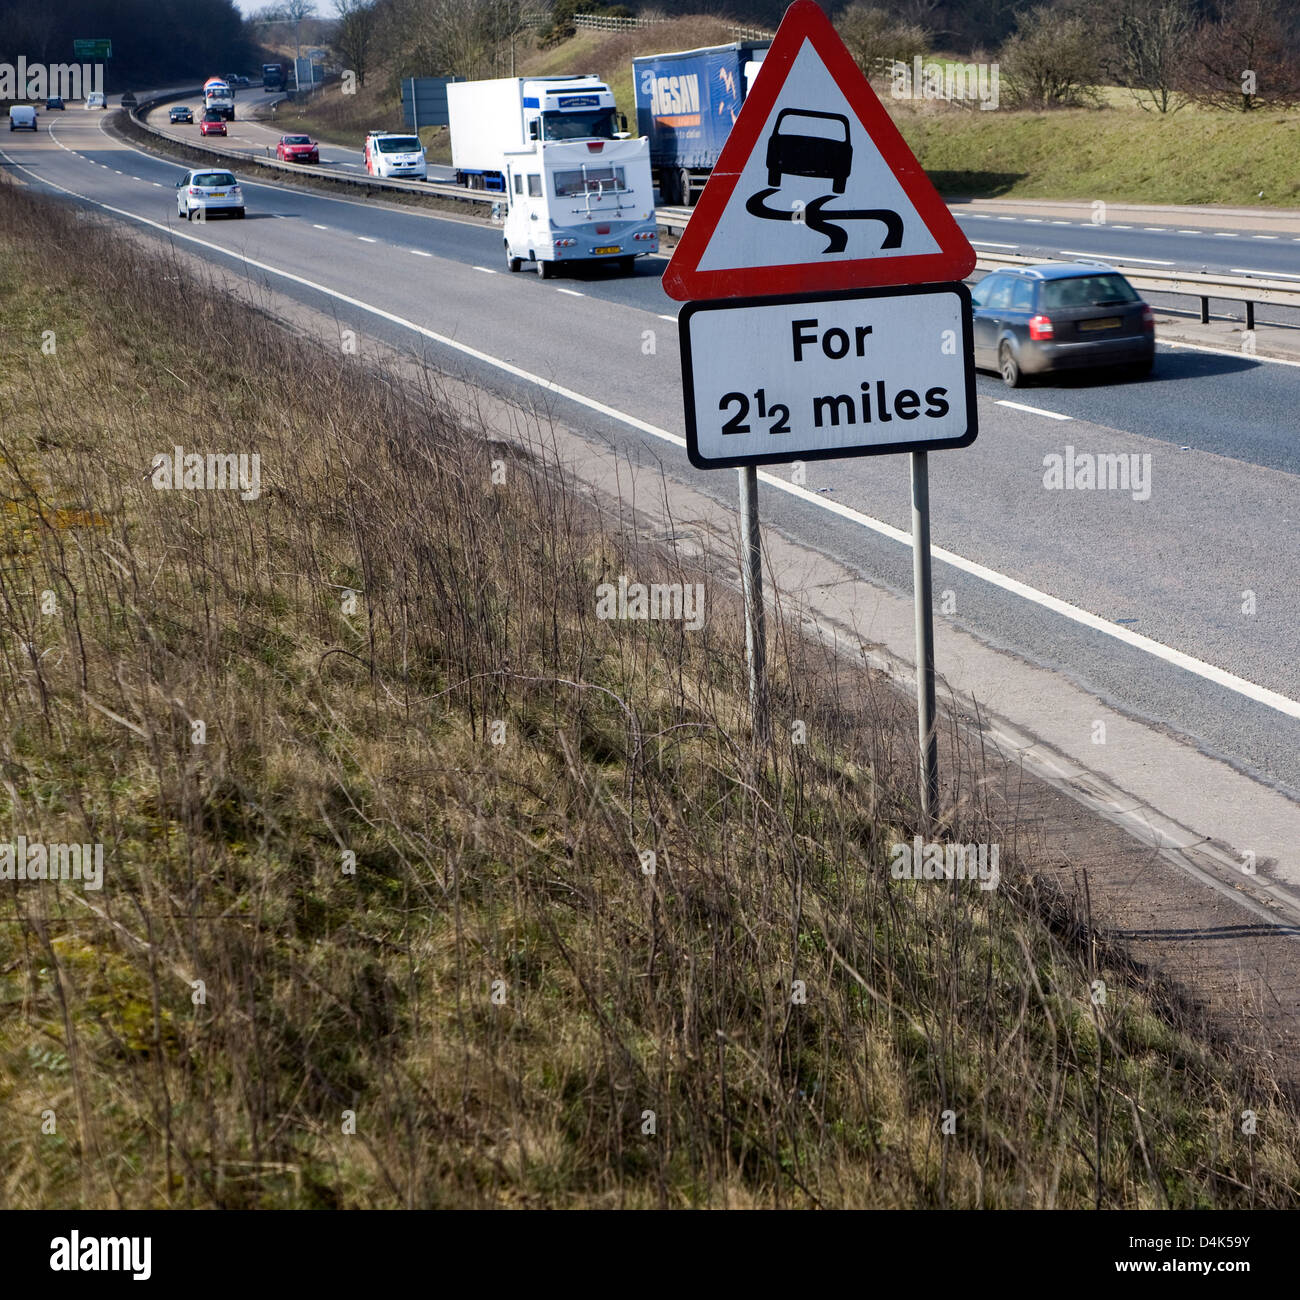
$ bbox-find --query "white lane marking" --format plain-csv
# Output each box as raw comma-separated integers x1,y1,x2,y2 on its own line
9,144,1300,724
995,399,1072,421
1023,218,1043,223
1050,220,1070,224
1229,267,1300,280
1212,232,1239,237
473,265,496,274
1111,224,1132,229
1251,234,1278,239
1143,226,1164,231
410,249,431,256
1059,251,1175,265
1177,229,1201,234
1160,338,1300,369
996,216,1016,221
657,314,676,322
556,288,584,296
357,235,376,243
313,223,328,229
970,240,1018,249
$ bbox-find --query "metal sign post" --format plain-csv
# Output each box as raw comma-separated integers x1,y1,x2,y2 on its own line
738,465,770,748
665,0,978,806
910,451,939,822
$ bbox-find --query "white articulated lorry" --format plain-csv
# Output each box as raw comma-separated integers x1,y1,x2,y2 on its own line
447,76,658,277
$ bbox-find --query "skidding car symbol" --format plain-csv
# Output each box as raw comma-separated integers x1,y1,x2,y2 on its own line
766,108,852,194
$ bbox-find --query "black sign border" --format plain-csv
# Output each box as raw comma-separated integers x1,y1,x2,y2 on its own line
679,281,978,470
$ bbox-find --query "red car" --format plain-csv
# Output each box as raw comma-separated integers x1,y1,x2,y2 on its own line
200,113,227,137
276,133,319,164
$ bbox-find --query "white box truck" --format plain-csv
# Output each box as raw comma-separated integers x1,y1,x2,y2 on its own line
447,76,658,277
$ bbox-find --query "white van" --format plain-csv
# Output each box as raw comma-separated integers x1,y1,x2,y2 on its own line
85,92,106,110
8,105,37,131
364,131,427,180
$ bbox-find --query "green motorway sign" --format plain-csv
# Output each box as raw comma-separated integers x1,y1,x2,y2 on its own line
73,40,112,59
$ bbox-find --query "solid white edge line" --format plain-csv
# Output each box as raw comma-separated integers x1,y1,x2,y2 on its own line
970,241,1018,249
5,139,1299,723
995,399,1072,420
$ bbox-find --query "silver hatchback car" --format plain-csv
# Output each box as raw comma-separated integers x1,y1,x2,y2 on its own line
176,169,245,220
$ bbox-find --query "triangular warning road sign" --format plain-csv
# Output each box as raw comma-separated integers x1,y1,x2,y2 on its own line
662,0,976,302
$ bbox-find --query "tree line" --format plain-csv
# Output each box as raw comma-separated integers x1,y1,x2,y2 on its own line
0,0,252,90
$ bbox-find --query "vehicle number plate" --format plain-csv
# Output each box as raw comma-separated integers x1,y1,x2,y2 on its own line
1080,317,1121,332
594,245,620,255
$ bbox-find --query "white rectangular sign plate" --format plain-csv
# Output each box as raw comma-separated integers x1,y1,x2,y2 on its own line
679,283,977,469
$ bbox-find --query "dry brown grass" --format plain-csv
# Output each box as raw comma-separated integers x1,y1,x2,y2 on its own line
0,179,1297,1209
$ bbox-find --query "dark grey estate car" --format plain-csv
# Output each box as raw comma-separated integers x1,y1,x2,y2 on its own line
971,263,1155,387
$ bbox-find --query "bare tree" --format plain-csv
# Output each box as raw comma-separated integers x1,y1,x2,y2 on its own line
334,0,379,87
837,5,930,77
999,5,1105,108
1186,0,1300,111
1105,0,1197,113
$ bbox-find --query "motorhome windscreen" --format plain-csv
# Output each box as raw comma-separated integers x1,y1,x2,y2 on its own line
541,109,619,141
553,166,626,197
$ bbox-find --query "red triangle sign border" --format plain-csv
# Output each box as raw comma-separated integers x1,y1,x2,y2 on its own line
662,0,976,302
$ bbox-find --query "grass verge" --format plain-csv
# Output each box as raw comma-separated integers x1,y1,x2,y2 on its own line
0,176,1297,1208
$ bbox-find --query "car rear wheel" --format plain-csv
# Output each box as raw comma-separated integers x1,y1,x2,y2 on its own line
999,342,1022,388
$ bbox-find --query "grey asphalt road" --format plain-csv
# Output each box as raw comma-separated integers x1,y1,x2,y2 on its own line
5,112,1299,811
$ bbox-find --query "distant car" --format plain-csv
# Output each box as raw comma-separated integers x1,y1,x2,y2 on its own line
169,105,193,124
85,92,106,110
200,113,228,137
971,263,1155,387
46,96,65,110
176,168,244,220
276,133,319,164
765,108,852,195
120,91,137,108
8,105,37,131
231,74,250,89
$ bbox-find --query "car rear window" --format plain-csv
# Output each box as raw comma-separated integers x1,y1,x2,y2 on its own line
195,173,236,187
1040,274,1139,309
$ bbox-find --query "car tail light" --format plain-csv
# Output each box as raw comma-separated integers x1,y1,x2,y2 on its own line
554,238,577,248
633,231,656,241
189,187,200,195
1028,314,1055,340
1141,304,1155,330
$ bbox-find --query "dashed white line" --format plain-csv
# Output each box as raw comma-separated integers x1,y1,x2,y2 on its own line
1058,251,1175,265
995,399,1072,421
556,287,584,296
1212,232,1239,237
472,265,496,273
410,249,431,256
1177,229,1201,234
1050,220,1071,225
313,223,328,229
357,235,377,243
1251,234,1278,239
1143,226,1164,232
1229,267,1300,280
657,314,676,322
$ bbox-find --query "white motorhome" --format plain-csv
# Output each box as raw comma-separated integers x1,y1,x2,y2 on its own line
448,76,657,277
